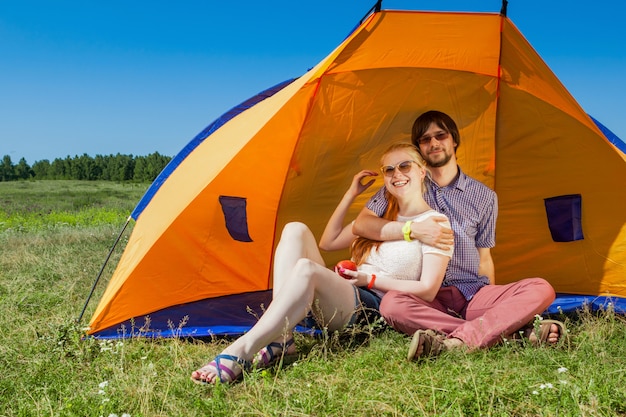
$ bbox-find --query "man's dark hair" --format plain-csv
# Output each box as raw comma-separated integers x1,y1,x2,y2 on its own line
411,110,461,154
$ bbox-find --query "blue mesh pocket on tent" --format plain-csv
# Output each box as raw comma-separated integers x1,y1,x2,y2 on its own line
219,196,253,242
544,194,583,242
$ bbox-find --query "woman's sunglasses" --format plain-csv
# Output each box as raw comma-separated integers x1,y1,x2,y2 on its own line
380,160,416,177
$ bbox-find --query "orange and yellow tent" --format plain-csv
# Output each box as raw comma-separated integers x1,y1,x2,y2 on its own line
86,8,626,338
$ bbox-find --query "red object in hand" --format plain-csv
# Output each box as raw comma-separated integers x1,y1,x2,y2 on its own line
335,260,357,279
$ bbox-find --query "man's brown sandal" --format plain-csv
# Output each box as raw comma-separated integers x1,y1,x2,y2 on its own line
407,329,447,360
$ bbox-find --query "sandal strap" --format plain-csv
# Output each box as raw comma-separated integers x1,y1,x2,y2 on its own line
422,330,446,356
408,329,447,360
537,319,567,344
260,338,294,365
212,354,250,383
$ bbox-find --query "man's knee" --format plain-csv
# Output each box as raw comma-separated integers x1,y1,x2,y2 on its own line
532,277,556,302
516,277,556,305
380,290,409,319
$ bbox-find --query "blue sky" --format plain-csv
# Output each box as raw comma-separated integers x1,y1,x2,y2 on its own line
2,1,625,165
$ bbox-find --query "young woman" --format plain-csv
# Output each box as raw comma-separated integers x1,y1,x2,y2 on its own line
190,143,453,384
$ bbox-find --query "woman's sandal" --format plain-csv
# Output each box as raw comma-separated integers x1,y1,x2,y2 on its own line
255,338,296,368
190,354,251,385
407,329,447,361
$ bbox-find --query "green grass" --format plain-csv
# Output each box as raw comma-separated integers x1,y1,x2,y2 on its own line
0,180,146,232
1,180,625,416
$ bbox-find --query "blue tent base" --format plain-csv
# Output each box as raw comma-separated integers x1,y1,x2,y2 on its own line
89,291,626,339
90,290,321,340
546,293,626,315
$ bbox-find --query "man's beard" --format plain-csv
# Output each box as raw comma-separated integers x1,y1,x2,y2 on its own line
425,151,453,168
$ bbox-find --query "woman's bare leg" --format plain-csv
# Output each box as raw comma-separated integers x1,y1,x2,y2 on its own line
192,258,357,383
272,222,325,296
257,222,327,361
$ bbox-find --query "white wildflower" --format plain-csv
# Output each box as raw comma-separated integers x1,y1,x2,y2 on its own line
98,381,109,389
557,367,568,373
532,390,539,395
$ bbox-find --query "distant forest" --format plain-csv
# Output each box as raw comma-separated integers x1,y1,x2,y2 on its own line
0,152,172,182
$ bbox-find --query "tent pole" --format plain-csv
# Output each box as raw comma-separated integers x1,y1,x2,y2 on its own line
500,0,508,16
360,0,383,24
76,216,131,324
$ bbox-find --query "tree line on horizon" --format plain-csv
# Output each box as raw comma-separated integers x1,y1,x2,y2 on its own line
0,152,172,182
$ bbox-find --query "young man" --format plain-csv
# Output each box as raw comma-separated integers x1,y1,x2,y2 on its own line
353,110,564,358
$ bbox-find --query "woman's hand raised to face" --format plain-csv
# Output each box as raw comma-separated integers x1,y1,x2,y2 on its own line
347,170,378,199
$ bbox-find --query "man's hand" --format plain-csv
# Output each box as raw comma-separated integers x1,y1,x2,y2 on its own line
411,216,454,250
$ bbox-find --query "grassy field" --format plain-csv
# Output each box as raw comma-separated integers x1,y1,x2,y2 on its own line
1,180,625,417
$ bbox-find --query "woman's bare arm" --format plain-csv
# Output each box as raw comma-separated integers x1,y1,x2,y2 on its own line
344,253,450,302
319,170,378,251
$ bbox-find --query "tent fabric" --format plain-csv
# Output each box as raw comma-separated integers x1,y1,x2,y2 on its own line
88,9,626,338
130,78,298,220
589,115,626,154
90,288,319,339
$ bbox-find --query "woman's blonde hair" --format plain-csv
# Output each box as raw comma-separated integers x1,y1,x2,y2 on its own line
351,142,428,266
